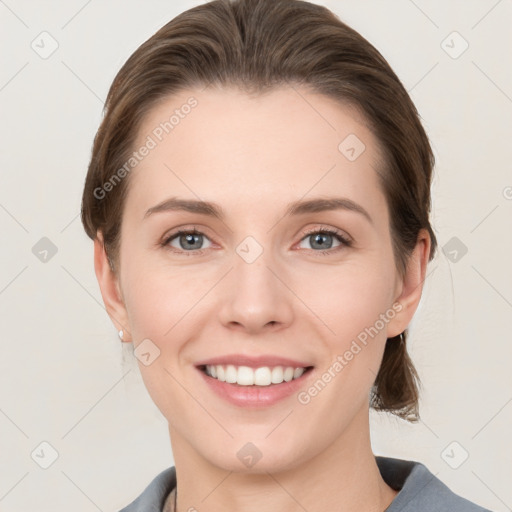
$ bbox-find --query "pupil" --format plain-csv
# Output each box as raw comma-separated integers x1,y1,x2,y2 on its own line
312,233,332,249
183,233,200,249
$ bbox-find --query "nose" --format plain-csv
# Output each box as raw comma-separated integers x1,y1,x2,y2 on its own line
217,246,294,335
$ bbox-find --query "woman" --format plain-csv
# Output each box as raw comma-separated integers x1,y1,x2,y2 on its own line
81,0,493,510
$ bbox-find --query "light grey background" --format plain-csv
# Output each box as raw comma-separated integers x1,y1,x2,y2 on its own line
1,0,511,511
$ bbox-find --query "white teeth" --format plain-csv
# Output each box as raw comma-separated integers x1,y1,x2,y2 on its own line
293,367,305,379
237,366,255,386
254,367,272,386
225,364,237,383
271,366,284,384
204,364,308,386
283,367,294,382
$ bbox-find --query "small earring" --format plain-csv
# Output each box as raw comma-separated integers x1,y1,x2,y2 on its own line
118,330,124,341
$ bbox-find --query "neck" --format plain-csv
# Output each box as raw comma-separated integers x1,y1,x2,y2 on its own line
168,406,398,512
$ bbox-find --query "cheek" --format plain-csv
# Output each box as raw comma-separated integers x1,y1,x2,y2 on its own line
293,258,396,343
291,265,395,421
120,264,208,415
125,281,199,352
122,246,396,351
120,246,210,338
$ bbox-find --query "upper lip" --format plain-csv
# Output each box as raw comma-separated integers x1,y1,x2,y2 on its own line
195,354,313,369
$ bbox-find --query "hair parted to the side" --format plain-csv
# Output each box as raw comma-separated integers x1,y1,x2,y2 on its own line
81,0,438,422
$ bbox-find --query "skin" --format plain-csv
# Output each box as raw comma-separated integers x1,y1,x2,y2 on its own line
95,85,430,512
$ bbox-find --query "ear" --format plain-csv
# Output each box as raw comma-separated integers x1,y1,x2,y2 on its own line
94,231,131,342
386,229,431,338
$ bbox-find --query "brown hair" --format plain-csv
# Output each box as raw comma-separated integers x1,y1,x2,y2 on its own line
81,0,437,422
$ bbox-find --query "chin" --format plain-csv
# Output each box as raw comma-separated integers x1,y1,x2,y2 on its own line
196,432,312,475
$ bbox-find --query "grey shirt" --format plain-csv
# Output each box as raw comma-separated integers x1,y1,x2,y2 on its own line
119,455,493,511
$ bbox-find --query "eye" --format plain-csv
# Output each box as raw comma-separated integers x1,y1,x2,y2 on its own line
161,226,352,256
162,228,212,254
297,227,352,254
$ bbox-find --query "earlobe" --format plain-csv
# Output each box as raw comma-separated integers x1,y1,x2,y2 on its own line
387,229,431,338
93,233,131,342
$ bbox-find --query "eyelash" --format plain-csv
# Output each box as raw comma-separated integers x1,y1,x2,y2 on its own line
161,226,352,257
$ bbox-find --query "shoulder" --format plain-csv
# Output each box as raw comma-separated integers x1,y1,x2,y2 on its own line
119,466,176,512
376,456,494,512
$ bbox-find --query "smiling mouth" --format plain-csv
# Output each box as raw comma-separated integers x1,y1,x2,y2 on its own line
198,364,314,386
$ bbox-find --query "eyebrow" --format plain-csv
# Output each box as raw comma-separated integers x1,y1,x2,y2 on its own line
143,196,373,225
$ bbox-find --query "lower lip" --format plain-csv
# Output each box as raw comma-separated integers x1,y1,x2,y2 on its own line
197,367,313,408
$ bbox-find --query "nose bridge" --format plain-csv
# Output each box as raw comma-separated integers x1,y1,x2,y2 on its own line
217,233,293,332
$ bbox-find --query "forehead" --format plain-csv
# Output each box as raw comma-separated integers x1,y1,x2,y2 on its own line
126,85,387,220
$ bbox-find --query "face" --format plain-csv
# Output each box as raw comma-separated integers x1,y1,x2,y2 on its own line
96,85,428,473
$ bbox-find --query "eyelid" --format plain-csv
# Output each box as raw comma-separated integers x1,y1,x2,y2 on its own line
296,226,352,254
300,225,352,244
161,226,213,251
